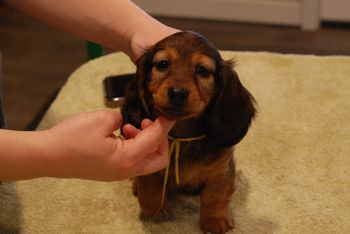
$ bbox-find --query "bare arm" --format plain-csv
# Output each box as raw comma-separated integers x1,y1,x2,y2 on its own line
0,1,178,181
0,129,52,180
5,0,178,61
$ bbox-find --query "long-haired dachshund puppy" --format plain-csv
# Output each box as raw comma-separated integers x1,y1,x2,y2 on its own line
121,31,256,234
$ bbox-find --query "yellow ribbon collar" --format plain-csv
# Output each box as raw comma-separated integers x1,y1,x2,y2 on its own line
166,135,206,185
157,134,206,214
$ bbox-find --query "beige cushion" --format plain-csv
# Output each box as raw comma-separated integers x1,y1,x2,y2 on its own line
1,52,350,233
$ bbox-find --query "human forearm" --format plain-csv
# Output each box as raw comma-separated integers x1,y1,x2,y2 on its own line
6,0,178,61
0,129,55,181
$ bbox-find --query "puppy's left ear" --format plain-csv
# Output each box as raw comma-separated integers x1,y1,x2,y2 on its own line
207,60,257,148
121,53,153,128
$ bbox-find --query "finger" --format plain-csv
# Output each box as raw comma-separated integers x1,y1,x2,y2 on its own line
123,118,152,139
141,119,153,130
98,110,123,136
122,124,140,139
157,132,170,158
126,116,175,159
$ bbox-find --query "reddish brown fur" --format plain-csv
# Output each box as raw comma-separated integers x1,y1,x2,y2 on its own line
121,31,256,234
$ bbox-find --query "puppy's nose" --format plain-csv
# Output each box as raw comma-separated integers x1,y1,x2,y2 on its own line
168,87,189,105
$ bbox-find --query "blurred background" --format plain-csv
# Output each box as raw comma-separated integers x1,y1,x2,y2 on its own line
0,0,349,130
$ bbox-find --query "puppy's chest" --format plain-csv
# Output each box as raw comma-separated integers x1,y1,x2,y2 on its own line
166,142,230,193
172,151,205,186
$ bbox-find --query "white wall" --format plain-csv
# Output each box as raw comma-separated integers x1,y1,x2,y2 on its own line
133,0,350,30
321,0,350,22
133,0,302,25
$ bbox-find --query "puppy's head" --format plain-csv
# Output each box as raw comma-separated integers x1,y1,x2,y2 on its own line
136,31,221,120
122,31,256,147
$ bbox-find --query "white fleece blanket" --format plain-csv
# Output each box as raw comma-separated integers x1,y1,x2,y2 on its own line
1,51,349,234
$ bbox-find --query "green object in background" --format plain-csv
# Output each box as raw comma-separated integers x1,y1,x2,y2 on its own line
86,41,104,60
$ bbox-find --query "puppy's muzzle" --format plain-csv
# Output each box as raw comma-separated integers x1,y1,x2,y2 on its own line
168,87,189,107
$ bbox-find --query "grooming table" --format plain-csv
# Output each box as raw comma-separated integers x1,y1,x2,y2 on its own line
1,52,349,233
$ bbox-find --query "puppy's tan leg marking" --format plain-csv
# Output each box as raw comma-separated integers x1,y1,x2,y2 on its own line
199,177,235,234
135,172,165,217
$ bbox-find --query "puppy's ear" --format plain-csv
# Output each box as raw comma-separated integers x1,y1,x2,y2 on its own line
206,61,256,148
121,53,154,128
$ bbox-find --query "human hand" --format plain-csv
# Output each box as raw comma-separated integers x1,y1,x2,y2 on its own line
129,25,180,62
44,110,175,181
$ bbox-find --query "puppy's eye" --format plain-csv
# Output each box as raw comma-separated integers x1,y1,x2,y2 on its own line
196,65,210,78
155,60,170,71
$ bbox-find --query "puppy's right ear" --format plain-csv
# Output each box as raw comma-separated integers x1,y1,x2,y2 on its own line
121,52,154,128
206,60,257,148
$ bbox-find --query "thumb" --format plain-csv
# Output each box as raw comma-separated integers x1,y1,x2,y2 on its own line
135,134,171,176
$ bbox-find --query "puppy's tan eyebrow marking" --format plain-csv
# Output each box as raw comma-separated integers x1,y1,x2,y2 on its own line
191,53,216,72
150,48,180,84
153,48,179,64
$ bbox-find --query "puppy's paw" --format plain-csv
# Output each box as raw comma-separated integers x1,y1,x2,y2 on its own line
140,205,162,217
139,195,166,217
200,215,234,234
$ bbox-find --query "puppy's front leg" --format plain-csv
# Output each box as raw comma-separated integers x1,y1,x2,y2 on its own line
199,176,235,234
134,172,165,217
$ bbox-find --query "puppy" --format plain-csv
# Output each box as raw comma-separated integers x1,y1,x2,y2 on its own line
121,31,256,234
